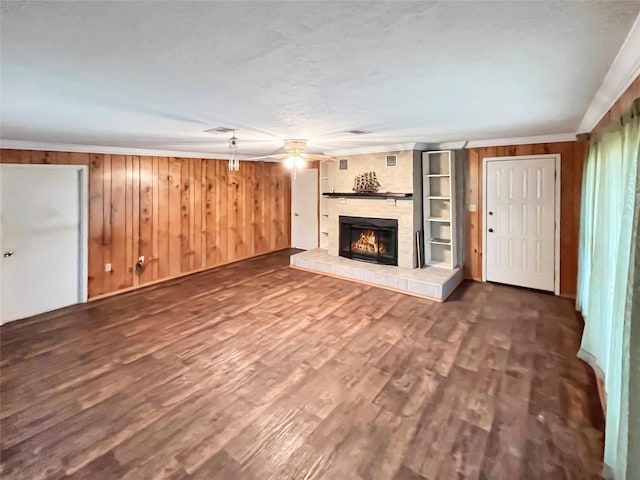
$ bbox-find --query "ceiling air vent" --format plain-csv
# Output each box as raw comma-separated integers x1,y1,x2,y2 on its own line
345,129,371,135
204,127,235,134
386,154,398,167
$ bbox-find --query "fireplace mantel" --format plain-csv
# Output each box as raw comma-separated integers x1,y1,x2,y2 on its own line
323,192,412,199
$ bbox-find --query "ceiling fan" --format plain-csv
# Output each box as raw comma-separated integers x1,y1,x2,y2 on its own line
246,139,336,166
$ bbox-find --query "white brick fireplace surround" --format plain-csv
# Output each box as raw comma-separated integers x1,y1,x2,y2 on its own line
292,146,462,302
327,197,415,268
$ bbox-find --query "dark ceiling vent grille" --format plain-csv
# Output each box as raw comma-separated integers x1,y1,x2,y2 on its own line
204,127,235,134
346,129,371,135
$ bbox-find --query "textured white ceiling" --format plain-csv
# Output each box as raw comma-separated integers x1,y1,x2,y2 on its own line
1,1,638,156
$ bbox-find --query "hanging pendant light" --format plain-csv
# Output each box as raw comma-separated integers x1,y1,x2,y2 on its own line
228,131,239,171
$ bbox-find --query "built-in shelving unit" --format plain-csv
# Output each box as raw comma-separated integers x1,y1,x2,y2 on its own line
423,150,458,269
319,163,330,249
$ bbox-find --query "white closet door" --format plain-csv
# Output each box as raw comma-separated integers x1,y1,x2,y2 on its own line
291,168,318,250
484,157,556,291
0,165,83,323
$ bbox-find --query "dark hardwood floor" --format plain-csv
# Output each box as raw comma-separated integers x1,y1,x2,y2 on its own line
0,249,604,479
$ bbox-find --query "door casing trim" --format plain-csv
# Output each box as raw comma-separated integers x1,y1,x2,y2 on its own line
481,154,561,295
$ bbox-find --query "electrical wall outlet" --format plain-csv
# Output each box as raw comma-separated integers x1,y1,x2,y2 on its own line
468,204,477,212
105,263,112,272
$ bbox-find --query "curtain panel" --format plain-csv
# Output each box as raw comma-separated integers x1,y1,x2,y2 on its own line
577,98,640,479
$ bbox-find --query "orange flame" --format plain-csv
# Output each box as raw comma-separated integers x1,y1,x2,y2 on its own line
351,230,387,254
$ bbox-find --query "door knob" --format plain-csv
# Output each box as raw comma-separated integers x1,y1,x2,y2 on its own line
3,251,14,257
488,228,494,233
489,211,494,216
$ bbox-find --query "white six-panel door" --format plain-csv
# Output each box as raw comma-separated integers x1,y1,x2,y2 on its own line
483,156,558,292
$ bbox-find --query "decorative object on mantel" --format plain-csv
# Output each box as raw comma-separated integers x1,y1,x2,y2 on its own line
353,171,381,192
228,131,240,171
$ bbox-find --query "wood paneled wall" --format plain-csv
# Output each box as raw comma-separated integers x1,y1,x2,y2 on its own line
463,141,586,297
591,75,640,137
0,149,291,298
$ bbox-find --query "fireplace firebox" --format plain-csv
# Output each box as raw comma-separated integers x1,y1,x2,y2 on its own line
339,216,398,266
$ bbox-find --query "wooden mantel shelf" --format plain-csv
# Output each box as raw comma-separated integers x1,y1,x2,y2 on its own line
322,192,413,199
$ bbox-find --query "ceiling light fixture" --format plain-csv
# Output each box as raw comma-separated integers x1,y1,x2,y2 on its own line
228,131,239,171
284,149,306,179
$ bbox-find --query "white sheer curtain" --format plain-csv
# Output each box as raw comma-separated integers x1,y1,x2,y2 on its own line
577,99,640,479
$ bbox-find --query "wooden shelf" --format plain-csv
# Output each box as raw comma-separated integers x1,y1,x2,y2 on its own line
427,259,451,268
429,238,451,245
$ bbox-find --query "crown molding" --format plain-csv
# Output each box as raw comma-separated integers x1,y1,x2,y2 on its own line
0,139,260,161
577,12,640,133
432,141,468,150
462,133,577,149
323,142,428,156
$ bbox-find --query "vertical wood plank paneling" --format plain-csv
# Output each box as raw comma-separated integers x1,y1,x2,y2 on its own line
204,159,216,266
220,164,230,264
151,157,160,281
157,157,170,280
168,158,182,277
88,154,104,297
132,156,141,288
0,150,20,162
248,162,257,256
124,156,135,289
591,75,640,137
102,155,112,279
180,159,190,273
110,155,127,291
193,158,203,270
139,155,154,285
229,170,239,262
238,162,247,258
464,149,481,280
1,149,292,299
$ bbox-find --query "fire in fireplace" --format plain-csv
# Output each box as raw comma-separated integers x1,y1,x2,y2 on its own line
339,216,398,266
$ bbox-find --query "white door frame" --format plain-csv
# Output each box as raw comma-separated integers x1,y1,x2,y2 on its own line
481,154,561,295
0,164,89,308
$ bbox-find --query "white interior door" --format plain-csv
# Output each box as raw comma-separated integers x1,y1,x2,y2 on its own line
484,156,557,292
0,165,87,324
291,168,318,250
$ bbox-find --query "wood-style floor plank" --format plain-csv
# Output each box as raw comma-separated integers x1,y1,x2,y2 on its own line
0,250,605,479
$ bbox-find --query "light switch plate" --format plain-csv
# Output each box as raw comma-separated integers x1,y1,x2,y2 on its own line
468,204,477,212
105,263,112,272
